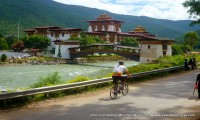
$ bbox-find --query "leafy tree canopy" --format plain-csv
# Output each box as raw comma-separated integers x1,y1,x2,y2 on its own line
172,44,184,55
70,36,105,46
0,37,9,50
183,0,200,26
120,37,139,47
23,35,50,50
184,31,199,48
5,35,16,49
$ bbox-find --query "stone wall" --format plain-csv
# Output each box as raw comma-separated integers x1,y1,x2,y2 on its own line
0,51,30,58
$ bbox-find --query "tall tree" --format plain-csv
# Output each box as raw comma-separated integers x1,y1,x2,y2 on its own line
183,0,200,25
184,31,199,48
5,35,16,49
0,37,9,50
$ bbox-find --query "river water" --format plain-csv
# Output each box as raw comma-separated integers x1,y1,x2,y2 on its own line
0,61,138,90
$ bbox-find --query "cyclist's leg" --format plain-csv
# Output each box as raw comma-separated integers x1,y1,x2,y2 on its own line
112,76,118,91
120,76,126,86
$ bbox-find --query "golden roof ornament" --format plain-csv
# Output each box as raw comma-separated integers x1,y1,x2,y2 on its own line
134,26,146,32
97,14,112,20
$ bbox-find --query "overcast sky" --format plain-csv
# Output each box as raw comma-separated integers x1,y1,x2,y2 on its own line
53,0,191,20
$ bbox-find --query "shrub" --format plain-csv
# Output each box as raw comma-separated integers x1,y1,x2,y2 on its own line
67,76,90,83
31,72,64,88
1,54,7,62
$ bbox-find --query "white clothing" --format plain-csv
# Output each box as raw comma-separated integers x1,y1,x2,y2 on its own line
113,65,127,73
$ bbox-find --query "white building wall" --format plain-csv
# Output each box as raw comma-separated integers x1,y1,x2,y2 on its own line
54,44,79,59
118,28,121,32
46,34,56,49
102,26,105,31
59,34,70,40
88,26,92,32
167,45,172,56
47,33,72,49
140,43,173,63
95,26,98,31
139,44,158,63
108,25,114,31
156,45,163,58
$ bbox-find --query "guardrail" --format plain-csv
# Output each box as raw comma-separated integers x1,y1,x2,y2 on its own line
0,65,184,105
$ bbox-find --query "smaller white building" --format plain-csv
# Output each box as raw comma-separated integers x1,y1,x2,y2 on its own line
54,41,80,59
139,38,173,63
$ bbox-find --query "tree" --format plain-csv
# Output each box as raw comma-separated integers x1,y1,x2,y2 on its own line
12,40,24,52
183,44,193,52
79,31,87,38
23,35,50,49
5,35,16,49
183,31,199,48
22,36,31,49
172,44,184,55
0,33,4,38
183,0,200,25
120,37,139,47
0,37,9,50
70,36,105,46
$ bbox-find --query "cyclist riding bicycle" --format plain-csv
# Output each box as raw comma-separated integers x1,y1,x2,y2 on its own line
112,60,130,89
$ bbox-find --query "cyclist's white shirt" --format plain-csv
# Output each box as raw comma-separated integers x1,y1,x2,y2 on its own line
113,65,127,73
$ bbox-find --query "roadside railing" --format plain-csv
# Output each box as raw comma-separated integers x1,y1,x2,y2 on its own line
0,65,184,106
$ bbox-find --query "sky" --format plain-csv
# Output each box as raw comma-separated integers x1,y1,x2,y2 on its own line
53,0,191,21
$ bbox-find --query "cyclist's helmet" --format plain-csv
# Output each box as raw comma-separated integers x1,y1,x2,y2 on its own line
119,60,124,65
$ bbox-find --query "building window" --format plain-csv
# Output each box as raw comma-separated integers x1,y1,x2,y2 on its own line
51,33,54,37
62,33,65,37
148,45,151,49
163,51,166,56
162,44,167,50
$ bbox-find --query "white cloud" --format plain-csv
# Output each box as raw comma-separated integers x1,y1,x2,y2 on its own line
53,0,191,20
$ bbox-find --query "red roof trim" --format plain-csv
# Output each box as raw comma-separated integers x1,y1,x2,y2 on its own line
86,20,123,23
49,28,82,31
33,26,61,29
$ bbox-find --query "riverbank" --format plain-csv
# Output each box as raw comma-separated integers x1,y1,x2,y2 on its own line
0,60,138,90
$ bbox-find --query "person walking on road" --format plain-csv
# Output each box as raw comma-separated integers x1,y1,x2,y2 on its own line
193,57,197,69
196,73,200,98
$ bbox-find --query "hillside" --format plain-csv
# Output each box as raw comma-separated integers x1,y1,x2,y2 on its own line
0,0,199,38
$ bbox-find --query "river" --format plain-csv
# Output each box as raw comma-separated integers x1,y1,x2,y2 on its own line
0,61,139,90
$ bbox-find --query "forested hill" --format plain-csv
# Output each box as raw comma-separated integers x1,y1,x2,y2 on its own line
0,0,199,38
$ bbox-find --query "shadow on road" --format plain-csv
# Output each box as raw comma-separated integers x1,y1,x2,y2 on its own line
130,70,199,100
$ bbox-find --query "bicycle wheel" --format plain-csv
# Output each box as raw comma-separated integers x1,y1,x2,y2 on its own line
122,84,129,96
110,86,117,100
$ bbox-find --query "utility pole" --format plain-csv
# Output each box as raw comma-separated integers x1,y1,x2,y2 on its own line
18,21,20,40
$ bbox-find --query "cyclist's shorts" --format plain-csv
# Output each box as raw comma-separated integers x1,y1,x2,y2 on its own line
112,76,126,84
112,72,122,76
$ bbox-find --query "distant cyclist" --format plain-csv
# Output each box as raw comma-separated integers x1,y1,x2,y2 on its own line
112,60,130,88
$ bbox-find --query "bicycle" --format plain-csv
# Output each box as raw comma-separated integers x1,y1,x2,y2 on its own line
110,76,129,100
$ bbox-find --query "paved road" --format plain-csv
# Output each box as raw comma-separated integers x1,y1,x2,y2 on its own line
0,69,200,120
